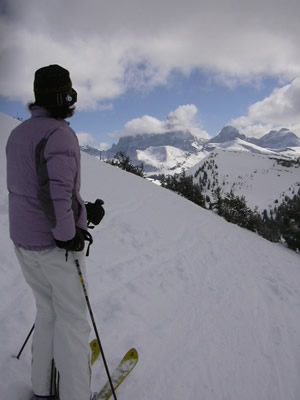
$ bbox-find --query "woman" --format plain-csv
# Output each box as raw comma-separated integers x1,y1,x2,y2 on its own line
6,65,92,400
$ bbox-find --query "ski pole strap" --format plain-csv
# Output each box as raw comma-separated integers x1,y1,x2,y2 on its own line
64,229,93,261
82,229,93,257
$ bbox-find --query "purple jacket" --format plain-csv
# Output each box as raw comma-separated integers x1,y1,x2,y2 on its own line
6,107,87,250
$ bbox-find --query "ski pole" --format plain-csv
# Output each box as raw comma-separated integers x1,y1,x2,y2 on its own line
74,257,118,400
50,359,60,397
15,323,35,359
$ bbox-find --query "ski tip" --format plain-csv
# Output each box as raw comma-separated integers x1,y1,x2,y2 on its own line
125,348,138,361
90,339,98,349
90,339,101,366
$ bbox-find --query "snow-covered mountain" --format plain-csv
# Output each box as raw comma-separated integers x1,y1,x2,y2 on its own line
188,149,300,211
206,126,300,154
81,129,207,176
1,113,300,400
207,126,300,150
81,125,300,177
102,130,206,176
251,128,300,150
106,130,204,156
207,125,247,143
205,137,279,155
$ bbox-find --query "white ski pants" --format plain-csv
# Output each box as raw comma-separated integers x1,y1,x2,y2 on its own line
15,246,91,400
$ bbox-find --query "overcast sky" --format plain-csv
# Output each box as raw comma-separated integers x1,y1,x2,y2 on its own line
1,0,300,147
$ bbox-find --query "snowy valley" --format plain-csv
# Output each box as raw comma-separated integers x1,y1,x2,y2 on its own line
0,113,300,400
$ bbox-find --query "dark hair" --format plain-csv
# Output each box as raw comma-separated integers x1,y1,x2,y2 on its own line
28,102,75,119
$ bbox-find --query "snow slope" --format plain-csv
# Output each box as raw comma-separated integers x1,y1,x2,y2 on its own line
137,145,208,175
205,137,300,159
0,114,300,400
206,138,279,155
189,149,300,211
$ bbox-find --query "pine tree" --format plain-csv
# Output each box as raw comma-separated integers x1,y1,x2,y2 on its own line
107,152,145,178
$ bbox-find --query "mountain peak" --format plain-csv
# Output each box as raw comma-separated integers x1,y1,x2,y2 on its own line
209,126,246,143
258,128,300,149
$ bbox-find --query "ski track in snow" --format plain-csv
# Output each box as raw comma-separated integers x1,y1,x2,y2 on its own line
0,116,300,400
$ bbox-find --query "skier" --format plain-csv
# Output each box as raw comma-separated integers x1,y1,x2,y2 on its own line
6,65,102,400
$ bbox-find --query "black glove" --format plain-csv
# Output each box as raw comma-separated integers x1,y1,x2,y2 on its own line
55,227,85,252
85,199,105,227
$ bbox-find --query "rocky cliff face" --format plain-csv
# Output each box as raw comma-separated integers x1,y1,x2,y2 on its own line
105,130,204,158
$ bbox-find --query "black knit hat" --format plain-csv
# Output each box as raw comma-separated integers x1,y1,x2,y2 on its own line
34,64,77,107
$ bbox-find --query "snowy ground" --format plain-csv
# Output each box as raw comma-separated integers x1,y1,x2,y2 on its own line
1,113,300,400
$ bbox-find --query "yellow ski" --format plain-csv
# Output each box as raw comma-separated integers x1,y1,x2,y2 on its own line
96,348,138,400
90,339,100,366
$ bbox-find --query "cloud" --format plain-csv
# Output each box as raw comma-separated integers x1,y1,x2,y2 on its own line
247,78,300,124
121,104,209,139
76,132,95,146
124,115,165,135
1,0,300,108
98,142,110,151
229,117,276,139
230,79,300,137
167,105,198,129
76,132,110,151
